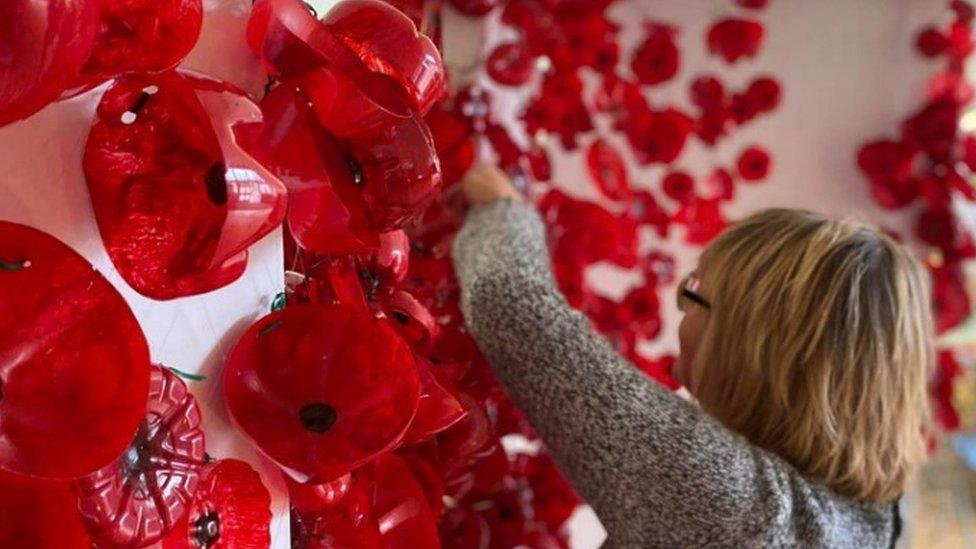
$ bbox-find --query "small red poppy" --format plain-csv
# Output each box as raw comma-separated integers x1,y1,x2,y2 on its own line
631,23,680,86
162,459,273,548
705,167,737,199
916,28,950,57
76,366,206,548
689,75,725,111
736,146,772,181
706,18,765,64
585,139,632,201
487,41,536,87
746,76,782,112
662,171,696,203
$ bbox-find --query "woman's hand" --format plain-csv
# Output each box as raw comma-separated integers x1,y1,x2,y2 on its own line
459,163,523,205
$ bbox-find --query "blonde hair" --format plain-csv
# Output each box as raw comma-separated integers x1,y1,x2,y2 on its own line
690,208,932,503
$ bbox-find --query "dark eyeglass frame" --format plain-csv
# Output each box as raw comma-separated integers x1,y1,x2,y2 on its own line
678,275,711,311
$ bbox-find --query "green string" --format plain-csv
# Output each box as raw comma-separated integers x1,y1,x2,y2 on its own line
167,366,207,382
270,291,287,312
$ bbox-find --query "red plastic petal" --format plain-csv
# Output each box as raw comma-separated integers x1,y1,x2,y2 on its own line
80,0,203,83
163,459,272,549
296,67,443,231
404,358,467,442
0,0,98,127
706,18,764,64
84,71,287,299
736,146,772,181
487,41,536,87
288,474,354,515
224,304,420,483
0,221,150,479
373,453,442,548
630,24,679,86
77,365,206,547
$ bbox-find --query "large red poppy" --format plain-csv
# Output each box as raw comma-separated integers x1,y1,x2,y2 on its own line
84,70,287,299
224,304,420,483
0,221,150,480
76,365,206,547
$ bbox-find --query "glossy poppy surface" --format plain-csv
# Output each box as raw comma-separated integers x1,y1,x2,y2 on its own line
293,472,383,548
296,66,443,231
224,304,420,483
77,365,206,547
372,453,441,548
403,358,467,443
162,459,272,549
248,0,443,115
0,474,93,548
84,70,287,299
0,0,98,127
80,0,203,83
253,84,376,254
0,221,150,479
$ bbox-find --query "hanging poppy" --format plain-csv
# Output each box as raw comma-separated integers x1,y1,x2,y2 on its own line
162,459,272,549
287,474,354,516
736,146,772,181
224,304,420,483
662,171,696,203
84,70,287,299
0,221,150,480
630,23,680,86
706,18,765,64
76,365,207,548
0,0,99,127
78,0,203,85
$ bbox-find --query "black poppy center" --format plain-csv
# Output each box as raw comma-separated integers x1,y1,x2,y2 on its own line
299,402,337,434
204,162,228,205
391,310,410,325
194,512,221,547
344,156,364,186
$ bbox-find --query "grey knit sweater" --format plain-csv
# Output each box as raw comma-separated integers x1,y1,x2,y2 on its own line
452,199,898,549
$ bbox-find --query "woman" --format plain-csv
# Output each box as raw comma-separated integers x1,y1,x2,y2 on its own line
451,164,932,548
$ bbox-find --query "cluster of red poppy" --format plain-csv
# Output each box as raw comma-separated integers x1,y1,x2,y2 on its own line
857,0,976,431
0,0,779,546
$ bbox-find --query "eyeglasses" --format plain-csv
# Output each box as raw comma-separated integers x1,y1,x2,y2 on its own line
677,275,711,311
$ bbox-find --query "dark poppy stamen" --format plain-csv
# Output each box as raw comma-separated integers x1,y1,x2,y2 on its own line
299,402,337,434
0,259,30,271
194,512,221,547
204,162,228,205
391,310,410,325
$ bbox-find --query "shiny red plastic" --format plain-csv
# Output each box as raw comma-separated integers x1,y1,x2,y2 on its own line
585,138,631,200
487,41,535,86
247,0,444,115
0,221,150,479
373,453,442,548
0,0,98,126
224,304,420,483
0,474,93,548
84,70,287,299
254,84,377,254
292,472,382,548
79,0,203,83
404,358,467,443
296,66,443,231
288,474,354,515
77,365,206,547
162,459,272,549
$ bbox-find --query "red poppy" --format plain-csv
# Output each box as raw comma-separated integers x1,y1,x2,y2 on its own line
0,0,98,127
586,139,632,200
622,284,663,341
631,23,680,86
674,197,727,245
252,84,377,255
746,76,782,113
544,190,640,268
404,358,467,443
438,392,494,472
901,98,959,162
487,41,536,87
79,0,203,84
0,221,150,480
162,459,272,549
728,92,759,124
952,0,976,23
379,289,441,349
931,261,971,334
625,107,694,165
630,190,671,238
689,75,725,110
295,66,443,231
916,28,950,57
248,0,444,115
706,18,765,64
76,366,206,547
857,140,916,184
695,108,733,146
870,177,920,210
0,474,92,548
525,144,553,182
293,472,383,548
224,304,420,483
736,146,772,181
84,71,287,299
662,171,695,203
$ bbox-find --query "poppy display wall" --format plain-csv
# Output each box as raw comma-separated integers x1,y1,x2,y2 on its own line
1,0,974,548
